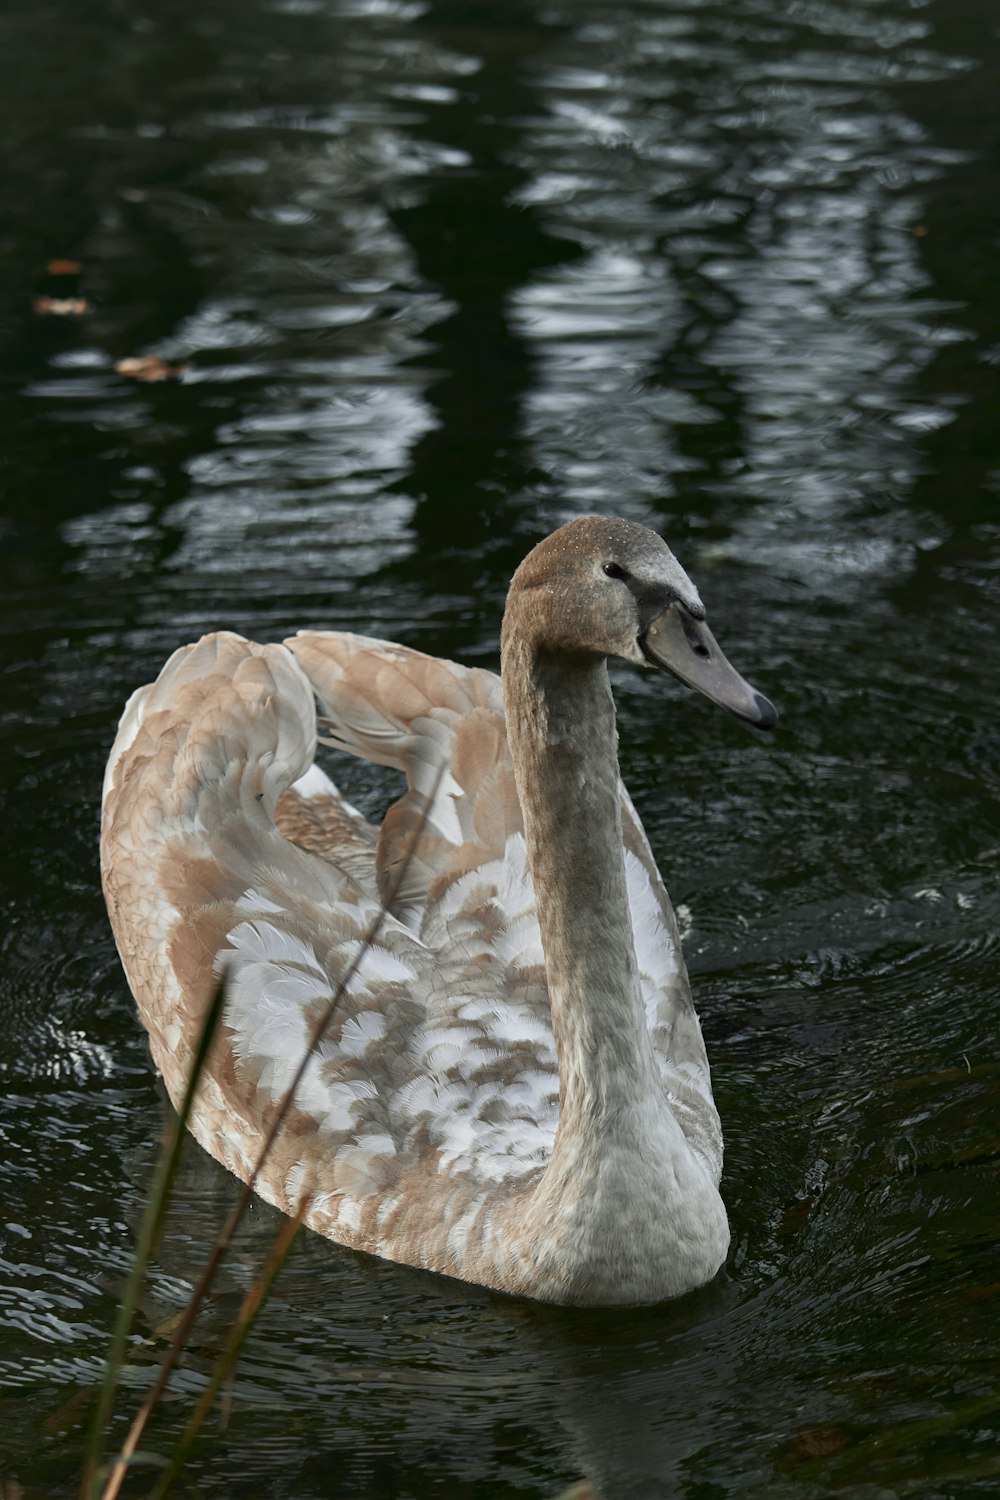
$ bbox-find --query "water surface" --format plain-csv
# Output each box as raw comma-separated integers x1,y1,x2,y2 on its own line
1,0,998,1495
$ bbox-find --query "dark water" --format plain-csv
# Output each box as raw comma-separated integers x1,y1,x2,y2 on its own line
1,0,999,1494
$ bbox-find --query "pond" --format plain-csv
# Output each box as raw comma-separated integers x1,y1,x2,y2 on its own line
1,0,998,1495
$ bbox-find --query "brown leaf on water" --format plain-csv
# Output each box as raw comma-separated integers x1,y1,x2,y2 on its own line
46,258,82,275
32,294,89,316
43,1383,93,1436
149,1292,223,1344
150,1308,188,1341
789,1425,847,1459
115,356,186,382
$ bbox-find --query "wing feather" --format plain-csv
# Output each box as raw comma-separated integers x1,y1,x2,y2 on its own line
286,631,520,918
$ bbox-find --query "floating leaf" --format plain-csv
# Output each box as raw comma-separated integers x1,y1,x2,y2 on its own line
115,356,186,382
33,295,89,316
789,1425,847,1459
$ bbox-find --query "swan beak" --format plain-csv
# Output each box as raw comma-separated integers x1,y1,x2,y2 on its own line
640,604,778,731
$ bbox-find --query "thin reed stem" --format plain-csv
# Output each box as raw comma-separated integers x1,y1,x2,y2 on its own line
80,981,228,1500
146,1198,308,1500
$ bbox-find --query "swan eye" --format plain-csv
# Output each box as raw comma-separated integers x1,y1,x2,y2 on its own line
602,562,629,581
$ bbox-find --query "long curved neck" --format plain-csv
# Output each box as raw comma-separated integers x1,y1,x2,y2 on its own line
501,628,659,1126
490,588,729,1304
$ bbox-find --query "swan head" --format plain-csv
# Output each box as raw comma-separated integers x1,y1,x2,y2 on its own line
505,515,777,730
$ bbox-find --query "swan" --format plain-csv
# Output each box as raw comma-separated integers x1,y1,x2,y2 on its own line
101,515,775,1306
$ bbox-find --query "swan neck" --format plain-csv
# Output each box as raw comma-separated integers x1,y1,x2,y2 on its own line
501,632,658,1117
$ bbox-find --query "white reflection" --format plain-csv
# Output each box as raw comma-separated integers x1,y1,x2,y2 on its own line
510,0,971,591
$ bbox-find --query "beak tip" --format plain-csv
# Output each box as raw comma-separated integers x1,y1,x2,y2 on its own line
751,692,778,731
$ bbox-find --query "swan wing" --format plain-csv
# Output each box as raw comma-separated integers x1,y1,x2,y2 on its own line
413,829,559,1183
101,632,555,1242
101,633,429,1148
286,632,521,922
620,791,721,1176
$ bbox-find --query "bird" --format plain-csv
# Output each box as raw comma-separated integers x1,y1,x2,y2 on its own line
101,515,776,1307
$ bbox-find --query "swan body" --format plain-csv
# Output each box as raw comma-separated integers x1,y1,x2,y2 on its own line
101,516,775,1306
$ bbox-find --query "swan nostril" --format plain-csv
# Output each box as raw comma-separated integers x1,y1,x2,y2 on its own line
678,608,713,659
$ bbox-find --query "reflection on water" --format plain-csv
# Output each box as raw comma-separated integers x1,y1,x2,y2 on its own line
1,0,999,1495
511,5,974,590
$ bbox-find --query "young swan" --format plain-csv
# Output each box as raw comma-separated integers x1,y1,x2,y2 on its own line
101,515,775,1306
